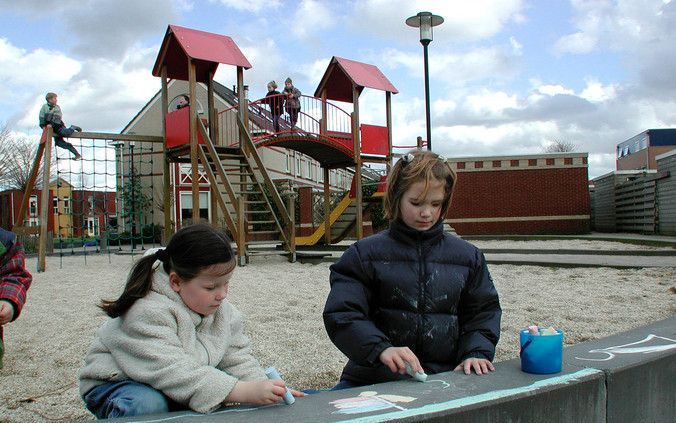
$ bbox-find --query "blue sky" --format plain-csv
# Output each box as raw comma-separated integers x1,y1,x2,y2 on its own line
1,0,675,178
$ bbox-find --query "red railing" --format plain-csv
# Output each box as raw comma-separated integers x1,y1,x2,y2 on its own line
216,94,353,148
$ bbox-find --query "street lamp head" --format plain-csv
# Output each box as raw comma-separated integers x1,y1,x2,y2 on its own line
406,11,444,44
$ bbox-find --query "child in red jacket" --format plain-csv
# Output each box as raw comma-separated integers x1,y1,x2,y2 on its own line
0,227,33,369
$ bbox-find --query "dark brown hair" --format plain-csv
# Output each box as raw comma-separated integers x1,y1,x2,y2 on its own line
383,149,456,222
99,224,235,318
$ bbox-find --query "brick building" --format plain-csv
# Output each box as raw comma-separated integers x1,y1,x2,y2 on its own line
616,128,676,171
444,152,590,235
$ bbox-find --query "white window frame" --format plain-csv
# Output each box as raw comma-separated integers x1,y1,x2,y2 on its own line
63,197,71,215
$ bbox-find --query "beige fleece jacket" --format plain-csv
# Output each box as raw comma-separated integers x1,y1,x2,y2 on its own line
78,259,266,413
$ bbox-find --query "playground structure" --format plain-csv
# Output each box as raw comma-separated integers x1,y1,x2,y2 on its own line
13,24,398,269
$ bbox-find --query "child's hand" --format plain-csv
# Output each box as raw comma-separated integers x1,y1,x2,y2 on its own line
379,346,422,375
225,380,288,405
453,358,495,375
0,300,14,325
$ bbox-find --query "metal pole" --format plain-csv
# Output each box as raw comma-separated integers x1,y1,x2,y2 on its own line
422,40,432,151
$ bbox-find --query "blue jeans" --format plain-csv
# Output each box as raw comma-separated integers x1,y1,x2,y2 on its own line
83,380,185,419
52,124,80,157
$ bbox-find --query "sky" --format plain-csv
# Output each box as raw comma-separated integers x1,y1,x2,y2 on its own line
1,0,675,179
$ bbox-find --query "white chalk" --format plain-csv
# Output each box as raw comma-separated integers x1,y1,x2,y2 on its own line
405,363,428,382
265,367,295,405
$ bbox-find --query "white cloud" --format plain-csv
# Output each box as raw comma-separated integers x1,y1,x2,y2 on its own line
210,0,281,13
580,79,617,103
351,0,524,43
553,32,597,55
291,0,336,43
537,84,574,96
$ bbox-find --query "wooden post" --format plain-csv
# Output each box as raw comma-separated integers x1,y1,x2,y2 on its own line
352,86,363,240
287,193,296,262
17,128,49,227
323,167,331,245
321,89,328,136
38,129,52,272
236,66,245,149
207,74,219,227
161,67,172,243
188,60,199,222
386,91,393,172
237,196,246,266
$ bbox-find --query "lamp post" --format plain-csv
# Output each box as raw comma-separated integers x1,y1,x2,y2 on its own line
406,11,444,151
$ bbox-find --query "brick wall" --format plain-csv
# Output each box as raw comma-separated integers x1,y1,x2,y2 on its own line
445,153,591,235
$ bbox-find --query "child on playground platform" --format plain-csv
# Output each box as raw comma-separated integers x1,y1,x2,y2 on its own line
282,77,301,128
38,92,82,160
0,227,33,369
323,149,502,389
79,224,302,418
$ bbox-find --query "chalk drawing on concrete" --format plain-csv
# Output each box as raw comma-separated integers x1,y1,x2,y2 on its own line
575,334,676,361
425,379,451,388
330,391,416,415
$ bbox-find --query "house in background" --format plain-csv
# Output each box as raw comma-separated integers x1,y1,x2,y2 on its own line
0,177,116,238
616,128,676,171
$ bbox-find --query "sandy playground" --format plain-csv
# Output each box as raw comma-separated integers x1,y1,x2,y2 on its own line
0,239,674,422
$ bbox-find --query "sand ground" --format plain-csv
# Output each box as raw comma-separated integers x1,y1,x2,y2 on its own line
0,240,674,422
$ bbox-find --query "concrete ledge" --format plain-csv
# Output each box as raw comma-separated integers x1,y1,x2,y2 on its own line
105,317,675,423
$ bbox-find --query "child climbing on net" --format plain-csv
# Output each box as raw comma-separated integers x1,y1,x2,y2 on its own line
79,224,303,418
323,149,502,389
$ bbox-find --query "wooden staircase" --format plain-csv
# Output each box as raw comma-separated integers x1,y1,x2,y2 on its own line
188,118,294,264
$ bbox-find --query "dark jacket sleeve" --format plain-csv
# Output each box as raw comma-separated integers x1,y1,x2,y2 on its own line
323,244,392,366
456,249,501,362
0,236,33,321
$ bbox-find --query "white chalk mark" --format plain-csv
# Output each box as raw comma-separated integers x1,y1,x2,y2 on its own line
425,379,451,388
575,334,676,361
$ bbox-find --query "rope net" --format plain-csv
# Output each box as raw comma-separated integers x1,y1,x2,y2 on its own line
52,137,160,267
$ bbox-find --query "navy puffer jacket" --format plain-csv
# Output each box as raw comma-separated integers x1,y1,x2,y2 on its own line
323,219,501,385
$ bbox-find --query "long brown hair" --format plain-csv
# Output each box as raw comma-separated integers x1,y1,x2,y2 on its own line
383,149,456,223
99,224,235,318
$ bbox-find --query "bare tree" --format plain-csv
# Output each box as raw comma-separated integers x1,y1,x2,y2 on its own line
0,126,55,191
543,139,578,153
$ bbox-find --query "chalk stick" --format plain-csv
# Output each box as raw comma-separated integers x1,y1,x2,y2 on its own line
265,367,295,405
405,363,428,382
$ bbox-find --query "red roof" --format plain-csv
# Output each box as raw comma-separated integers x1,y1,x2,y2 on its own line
314,56,398,102
152,25,251,83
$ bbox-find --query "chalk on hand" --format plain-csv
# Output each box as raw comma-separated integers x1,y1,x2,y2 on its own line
405,363,428,382
265,367,295,405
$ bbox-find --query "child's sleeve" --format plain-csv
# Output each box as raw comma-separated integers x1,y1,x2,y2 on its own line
38,105,47,128
323,245,391,366
0,238,33,320
216,308,266,381
456,250,501,362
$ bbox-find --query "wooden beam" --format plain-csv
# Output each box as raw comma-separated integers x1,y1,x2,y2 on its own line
69,132,163,143
38,129,52,271
323,167,331,245
17,127,49,226
386,91,393,172
161,66,172,243
352,86,363,240
189,60,199,222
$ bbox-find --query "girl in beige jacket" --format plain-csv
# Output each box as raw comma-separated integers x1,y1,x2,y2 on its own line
79,224,302,418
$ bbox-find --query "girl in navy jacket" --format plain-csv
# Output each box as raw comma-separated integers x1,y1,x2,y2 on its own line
323,150,501,388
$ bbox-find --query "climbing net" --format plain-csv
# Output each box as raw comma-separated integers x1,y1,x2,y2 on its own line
51,136,161,267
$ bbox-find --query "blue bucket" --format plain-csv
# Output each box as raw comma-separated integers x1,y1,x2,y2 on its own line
519,329,564,374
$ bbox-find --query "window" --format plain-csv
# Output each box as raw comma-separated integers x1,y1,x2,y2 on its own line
307,161,312,180
295,156,301,176
179,191,210,223
53,198,59,214
318,167,324,183
29,196,38,217
87,217,99,237
285,152,290,173
63,197,71,214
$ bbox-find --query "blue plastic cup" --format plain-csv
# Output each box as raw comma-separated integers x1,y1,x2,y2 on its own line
519,329,564,374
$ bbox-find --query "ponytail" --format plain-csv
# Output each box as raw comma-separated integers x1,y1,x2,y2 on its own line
99,223,234,318
99,254,158,318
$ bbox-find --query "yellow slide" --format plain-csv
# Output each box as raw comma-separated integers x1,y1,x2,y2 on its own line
296,192,353,246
